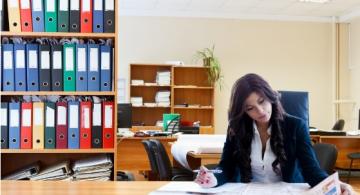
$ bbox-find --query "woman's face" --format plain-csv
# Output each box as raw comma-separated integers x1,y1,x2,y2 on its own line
244,92,272,125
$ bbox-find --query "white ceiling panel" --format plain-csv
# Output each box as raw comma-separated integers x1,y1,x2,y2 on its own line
120,0,360,22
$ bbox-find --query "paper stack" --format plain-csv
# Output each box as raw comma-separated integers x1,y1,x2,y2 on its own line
131,80,144,85
30,161,72,181
2,162,40,180
130,97,143,107
155,91,170,107
156,71,171,85
72,154,113,181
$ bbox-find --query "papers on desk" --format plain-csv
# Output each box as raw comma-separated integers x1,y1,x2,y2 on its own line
149,182,310,195
150,173,341,195
171,134,226,170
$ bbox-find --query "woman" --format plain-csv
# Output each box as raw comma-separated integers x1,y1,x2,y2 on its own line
195,73,354,194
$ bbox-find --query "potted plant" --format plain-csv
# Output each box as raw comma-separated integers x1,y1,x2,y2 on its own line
195,45,224,89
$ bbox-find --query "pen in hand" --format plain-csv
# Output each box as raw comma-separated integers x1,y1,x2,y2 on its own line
193,169,223,174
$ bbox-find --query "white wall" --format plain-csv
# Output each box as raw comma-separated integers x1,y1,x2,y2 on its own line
118,16,334,133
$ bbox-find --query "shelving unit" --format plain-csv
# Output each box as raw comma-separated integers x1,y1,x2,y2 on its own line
130,64,215,134
0,1,119,181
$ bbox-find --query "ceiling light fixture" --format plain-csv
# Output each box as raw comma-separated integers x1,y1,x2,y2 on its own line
298,0,330,3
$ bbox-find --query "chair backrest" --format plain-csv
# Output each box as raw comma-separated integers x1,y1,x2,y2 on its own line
149,139,173,181
279,91,309,129
332,119,345,130
313,143,338,174
141,140,159,177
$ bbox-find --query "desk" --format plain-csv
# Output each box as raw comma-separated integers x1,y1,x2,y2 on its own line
116,137,177,171
1,180,360,194
1,180,166,195
318,136,360,169
174,136,360,170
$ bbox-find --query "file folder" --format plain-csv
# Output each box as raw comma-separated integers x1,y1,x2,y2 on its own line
63,43,76,91
69,0,80,32
7,0,21,32
9,102,20,149
104,0,114,33
76,44,88,91
33,102,44,149
2,44,15,91
14,44,27,91
39,45,51,91
87,44,100,91
57,0,69,32
80,0,92,32
100,45,112,91
45,0,58,32
51,44,63,91
21,102,33,149
93,0,103,33
80,101,91,149
92,102,102,148
45,102,56,149
1,102,9,149
20,0,32,32
56,101,67,149
1,0,9,31
31,0,45,32
102,101,114,148
26,44,40,91
68,101,80,149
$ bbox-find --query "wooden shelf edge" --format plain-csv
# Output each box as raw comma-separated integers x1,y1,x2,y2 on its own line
1,31,116,38
1,91,116,96
1,149,115,154
173,107,214,110
130,85,171,87
173,86,214,89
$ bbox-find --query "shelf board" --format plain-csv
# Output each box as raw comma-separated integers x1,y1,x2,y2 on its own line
131,85,171,87
1,91,116,96
173,107,214,110
1,149,115,154
173,86,213,89
132,106,171,108
1,31,116,38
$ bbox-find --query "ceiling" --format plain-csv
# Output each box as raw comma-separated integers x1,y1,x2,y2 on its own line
119,0,360,22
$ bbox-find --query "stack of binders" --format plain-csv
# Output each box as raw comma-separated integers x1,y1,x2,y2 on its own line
5,0,115,33
1,38,113,92
72,154,113,181
0,98,115,149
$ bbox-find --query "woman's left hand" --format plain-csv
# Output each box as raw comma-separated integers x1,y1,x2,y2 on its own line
340,181,355,195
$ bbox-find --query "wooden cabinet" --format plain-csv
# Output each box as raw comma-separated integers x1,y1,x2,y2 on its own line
130,64,215,133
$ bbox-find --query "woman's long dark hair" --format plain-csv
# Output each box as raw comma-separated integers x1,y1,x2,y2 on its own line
228,73,286,182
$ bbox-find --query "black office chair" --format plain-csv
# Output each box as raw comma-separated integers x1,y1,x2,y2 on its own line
279,91,309,129
149,139,194,181
313,143,338,175
142,140,160,180
332,119,345,130
347,152,360,183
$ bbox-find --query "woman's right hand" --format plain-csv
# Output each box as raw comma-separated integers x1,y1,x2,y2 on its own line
194,166,218,188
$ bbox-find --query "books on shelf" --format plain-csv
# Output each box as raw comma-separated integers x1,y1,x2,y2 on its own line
156,71,171,86
130,97,143,107
155,91,170,107
72,154,113,181
131,80,144,85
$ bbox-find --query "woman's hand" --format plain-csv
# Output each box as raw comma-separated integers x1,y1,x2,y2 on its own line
194,166,218,188
340,181,355,195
